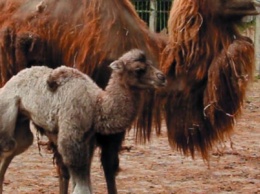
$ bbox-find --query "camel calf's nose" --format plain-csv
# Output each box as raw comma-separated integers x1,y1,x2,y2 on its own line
156,72,166,83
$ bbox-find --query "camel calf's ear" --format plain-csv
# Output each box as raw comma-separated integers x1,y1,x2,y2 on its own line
109,60,124,72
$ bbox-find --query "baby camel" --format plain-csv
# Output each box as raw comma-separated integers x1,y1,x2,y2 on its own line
0,49,166,194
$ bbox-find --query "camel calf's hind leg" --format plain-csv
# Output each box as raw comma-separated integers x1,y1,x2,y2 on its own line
0,119,33,194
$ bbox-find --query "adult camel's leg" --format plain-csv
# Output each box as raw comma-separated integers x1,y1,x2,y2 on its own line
96,132,126,194
0,28,47,87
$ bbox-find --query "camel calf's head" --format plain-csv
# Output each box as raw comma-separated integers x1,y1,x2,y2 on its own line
109,49,167,90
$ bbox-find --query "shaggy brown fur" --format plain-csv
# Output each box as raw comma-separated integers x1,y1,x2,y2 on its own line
0,0,259,193
0,49,166,194
157,0,256,159
0,0,166,86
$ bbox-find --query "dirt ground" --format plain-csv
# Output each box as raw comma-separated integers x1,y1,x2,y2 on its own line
3,77,259,194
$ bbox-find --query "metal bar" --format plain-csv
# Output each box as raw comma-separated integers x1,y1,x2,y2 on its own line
255,15,260,75
149,0,157,31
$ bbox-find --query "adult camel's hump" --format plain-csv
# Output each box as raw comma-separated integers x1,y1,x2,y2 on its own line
0,0,166,86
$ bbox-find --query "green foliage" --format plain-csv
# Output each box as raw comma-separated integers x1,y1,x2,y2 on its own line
237,18,256,32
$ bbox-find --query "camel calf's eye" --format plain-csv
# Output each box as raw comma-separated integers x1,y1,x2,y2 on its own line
134,68,146,76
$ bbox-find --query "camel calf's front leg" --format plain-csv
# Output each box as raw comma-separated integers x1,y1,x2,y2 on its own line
96,132,126,194
58,123,95,194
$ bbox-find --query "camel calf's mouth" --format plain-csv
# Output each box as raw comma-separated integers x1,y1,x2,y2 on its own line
154,72,167,88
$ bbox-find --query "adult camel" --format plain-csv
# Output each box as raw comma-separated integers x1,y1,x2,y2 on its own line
0,0,259,193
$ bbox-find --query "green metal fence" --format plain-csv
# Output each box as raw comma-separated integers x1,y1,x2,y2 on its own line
131,0,173,32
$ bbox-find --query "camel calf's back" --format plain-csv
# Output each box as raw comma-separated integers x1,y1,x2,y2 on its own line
0,66,100,137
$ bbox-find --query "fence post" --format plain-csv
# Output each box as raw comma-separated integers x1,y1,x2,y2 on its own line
255,15,260,75
149,0,157,32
